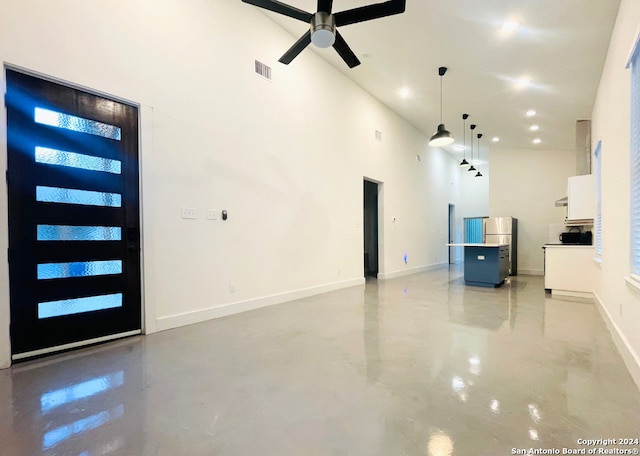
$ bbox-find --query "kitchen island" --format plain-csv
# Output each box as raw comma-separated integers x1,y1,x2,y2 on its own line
448,243,510,287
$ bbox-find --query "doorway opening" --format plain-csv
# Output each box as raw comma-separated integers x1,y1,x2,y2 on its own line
363,179,379,277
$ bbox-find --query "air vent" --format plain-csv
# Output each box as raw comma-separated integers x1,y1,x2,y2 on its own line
254,60,272,81
375,130,383,142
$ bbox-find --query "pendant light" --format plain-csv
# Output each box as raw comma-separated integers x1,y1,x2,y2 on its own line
459,114,470,167
468,124,477,172
429,67,454,147
475,133,483,178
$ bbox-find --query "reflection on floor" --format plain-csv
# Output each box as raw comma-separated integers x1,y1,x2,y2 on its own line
1,265,639,455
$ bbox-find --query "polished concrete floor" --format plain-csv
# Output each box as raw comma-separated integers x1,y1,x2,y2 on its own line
2,266,640,455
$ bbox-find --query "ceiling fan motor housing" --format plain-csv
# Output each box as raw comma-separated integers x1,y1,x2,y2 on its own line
310,12,336,48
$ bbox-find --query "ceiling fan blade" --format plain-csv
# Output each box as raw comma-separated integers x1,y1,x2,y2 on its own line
241,0,312,23
333,31,361,68
279,31,312,65
334,0,406,27
317,0,333,13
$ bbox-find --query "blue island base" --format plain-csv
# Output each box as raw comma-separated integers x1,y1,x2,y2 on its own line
463,245,509,288
464,279,505,288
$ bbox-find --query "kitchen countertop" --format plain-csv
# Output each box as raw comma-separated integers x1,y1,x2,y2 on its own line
447,243,509,247
543,244,594,249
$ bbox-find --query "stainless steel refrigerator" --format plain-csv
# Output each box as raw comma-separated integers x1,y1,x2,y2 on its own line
483,217,518,275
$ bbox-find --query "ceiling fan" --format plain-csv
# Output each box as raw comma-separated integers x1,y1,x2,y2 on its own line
241,0,406,68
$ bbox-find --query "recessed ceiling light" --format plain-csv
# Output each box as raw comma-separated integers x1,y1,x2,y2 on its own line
399,87,410,98
516,78,531,88
501,20,520,32
529,125,539,131
453,145,464,152
526,110,536,117
533,138,541,144
492,137,500,142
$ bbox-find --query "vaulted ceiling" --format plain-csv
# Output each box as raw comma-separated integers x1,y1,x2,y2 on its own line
245,0,620,159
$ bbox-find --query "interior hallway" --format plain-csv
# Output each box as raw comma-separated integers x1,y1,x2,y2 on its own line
1,266,639,455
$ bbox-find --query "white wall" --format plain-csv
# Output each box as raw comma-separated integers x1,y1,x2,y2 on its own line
489,147,575,275
448,158,490,262
0,0,470,366
591,0,640,387
458,163,490,221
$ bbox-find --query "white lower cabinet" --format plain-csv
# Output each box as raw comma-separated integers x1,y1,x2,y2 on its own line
544,245,596,297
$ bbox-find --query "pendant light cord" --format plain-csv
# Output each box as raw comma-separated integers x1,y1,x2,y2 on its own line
463,118,466,160
440,76,444,123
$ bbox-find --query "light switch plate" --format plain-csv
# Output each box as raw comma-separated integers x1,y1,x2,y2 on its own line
181,207,197,219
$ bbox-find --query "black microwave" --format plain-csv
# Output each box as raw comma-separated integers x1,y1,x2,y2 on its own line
559,230,592,245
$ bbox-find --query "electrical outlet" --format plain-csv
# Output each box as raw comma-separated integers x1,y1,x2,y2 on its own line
229,282,236,293
181,207,197,219
206,209,218,220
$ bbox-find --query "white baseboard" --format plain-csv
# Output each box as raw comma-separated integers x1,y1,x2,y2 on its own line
593,291,640,391
156,277,365,332
552,289,593,299
377,262,446,280
518,268,544,276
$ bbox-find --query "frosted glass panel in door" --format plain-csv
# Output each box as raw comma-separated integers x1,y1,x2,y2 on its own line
37,225,122,241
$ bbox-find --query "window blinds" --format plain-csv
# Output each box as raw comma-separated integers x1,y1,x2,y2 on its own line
464,218,484,243
631,49,640,273
594,142,602,256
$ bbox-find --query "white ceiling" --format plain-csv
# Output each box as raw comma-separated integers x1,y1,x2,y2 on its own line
249,0,620,158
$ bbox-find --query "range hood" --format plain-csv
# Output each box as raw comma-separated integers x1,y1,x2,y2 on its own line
554,120,590,210
555,197,568,207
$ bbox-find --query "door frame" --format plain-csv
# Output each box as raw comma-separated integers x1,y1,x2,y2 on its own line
448,203,456,264
3,64,147,363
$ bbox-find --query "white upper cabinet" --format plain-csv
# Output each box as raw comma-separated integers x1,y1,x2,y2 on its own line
567,175,595,221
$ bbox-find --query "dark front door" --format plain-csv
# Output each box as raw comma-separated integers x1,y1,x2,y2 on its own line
6,69,141,358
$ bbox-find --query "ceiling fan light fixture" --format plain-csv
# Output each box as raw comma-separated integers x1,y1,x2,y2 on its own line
429,124,454,146
241,0,407,68
310,12,336,48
